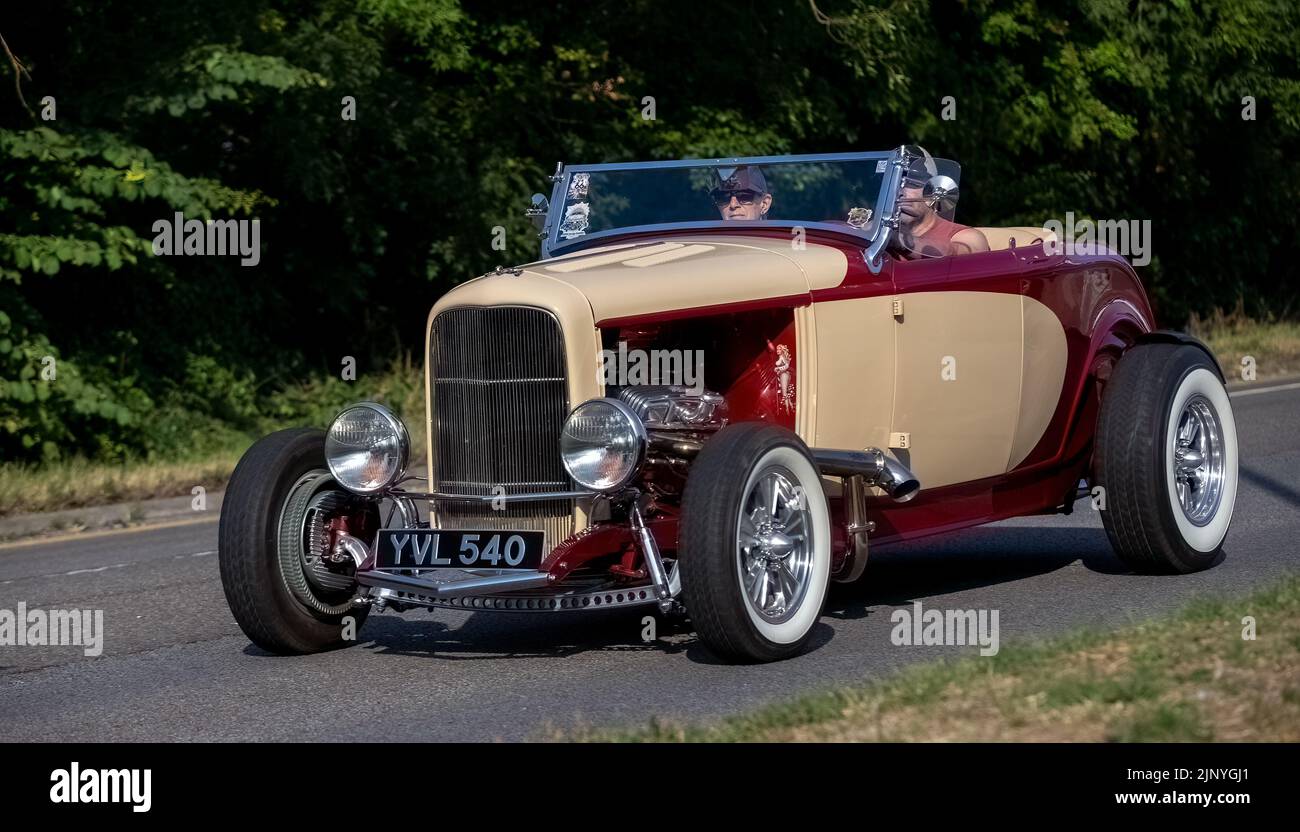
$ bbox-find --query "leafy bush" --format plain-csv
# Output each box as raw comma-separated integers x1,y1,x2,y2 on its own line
0,306,150,461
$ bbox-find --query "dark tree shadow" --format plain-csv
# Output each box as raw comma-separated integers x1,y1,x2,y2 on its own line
1241,465,1300,509
825,523,1139,626
356,605,696,661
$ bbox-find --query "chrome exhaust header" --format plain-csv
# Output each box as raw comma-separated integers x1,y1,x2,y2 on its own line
812,447,920,502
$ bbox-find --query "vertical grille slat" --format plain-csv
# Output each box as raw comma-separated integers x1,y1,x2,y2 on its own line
429,307,574,550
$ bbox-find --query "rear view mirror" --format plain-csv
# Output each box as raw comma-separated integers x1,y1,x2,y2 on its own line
924,174,959,219
526,193,549,233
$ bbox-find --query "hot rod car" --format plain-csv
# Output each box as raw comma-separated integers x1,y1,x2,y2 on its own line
218,145,1238,662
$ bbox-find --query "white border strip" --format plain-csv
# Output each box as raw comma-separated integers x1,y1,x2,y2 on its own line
1229,381,1300,398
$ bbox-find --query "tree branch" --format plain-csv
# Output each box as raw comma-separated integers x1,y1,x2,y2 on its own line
0,27,34,117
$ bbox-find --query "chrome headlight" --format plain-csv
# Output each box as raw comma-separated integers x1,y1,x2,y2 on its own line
560,398,647,492
324,402,410,495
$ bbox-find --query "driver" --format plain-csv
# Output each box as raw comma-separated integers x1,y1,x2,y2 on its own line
896,148,989,258
710,166,772,221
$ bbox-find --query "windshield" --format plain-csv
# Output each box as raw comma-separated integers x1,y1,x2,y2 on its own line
547,153,889,254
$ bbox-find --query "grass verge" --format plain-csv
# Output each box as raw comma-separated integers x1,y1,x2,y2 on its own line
0,358,426,518
1190,307,1300,381
0,445,247,519
561,575,1300,742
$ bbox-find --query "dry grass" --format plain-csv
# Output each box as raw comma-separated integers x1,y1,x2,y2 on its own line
0,448,246,517
0,358,429,518
1189,305,1300,381
562,576,1300,742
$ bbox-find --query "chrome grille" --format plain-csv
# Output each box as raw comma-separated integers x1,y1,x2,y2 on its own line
429,306,574,548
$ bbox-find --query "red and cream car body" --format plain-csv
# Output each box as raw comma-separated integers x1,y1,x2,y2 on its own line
219,147,1238,662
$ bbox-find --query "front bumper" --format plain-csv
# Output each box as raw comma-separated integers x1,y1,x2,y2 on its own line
346,486,679,613
354,565,677,613
356,568,553,598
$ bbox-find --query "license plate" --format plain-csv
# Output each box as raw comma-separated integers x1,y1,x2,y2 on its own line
373,529,545,571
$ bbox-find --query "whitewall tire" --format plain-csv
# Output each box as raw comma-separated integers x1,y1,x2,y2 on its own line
680,423,831,662
1095,343,1238,573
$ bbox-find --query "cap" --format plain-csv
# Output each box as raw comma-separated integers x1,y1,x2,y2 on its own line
902,145,937,186
712,165,769,194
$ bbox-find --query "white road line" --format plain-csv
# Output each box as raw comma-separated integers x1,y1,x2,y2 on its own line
2,550,218,584
62,562,131,576
1231,381,1300,398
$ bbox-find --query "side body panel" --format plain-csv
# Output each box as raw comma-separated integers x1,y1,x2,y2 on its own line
865,246,1153,543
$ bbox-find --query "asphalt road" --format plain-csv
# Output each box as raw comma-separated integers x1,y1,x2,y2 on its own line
2,384,1298,742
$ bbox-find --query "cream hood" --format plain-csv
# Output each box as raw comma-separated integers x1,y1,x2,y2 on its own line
431,235,849,326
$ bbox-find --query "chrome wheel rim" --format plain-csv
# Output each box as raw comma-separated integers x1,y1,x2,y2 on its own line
736,466,814,624
1172,394,1226,526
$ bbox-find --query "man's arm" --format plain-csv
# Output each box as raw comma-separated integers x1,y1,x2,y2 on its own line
949,227,991,255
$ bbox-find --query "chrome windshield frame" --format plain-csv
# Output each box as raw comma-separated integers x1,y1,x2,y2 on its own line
540,149,900,259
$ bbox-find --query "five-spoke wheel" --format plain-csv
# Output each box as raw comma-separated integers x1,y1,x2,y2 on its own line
737,468,815,624
680,423,830,662
1096,342,1238,573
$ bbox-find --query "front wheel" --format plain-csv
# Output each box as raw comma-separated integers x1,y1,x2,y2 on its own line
679,423,831,662
219,428,377,654
1094,343,1239,573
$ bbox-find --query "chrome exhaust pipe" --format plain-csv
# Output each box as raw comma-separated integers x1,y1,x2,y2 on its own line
812,447,920,502
873,454,921,502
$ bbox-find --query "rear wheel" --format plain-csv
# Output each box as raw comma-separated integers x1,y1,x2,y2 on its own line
680,423,831,662
219,428,377,653
1094,343,1238,573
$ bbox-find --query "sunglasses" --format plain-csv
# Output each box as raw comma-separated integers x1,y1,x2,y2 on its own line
711,188,762,207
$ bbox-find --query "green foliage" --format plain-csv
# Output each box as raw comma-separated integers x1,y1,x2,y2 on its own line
0,117,276,461
128,45,329,117
0,305,150,461
1,0,1297,465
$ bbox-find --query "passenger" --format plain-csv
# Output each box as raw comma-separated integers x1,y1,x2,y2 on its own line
896,151,989,258
710,166,772,221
